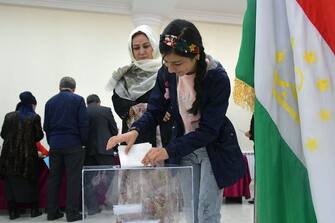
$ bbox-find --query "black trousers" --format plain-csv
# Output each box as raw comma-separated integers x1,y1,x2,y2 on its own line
4,176,39,204
47,146,84,214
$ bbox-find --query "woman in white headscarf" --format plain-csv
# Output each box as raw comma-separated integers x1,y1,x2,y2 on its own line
107,25,172,147
105,26,177,222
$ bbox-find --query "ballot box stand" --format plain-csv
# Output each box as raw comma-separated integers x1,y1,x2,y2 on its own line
82,165,194,223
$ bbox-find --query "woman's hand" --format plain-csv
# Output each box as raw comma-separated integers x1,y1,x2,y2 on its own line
106,130,139,154
244,131,251,139
162,112,171,122
142,148,169,166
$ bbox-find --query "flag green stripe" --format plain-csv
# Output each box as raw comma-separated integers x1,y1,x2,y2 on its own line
235,0,256,88
255,99,317,223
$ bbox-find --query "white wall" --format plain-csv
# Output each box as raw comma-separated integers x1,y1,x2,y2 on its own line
194,22,253,151
0,4,253,152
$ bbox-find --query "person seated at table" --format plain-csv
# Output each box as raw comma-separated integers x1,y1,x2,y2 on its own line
0,91,44,220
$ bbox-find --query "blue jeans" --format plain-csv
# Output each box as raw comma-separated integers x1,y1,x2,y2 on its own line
180,147,223,223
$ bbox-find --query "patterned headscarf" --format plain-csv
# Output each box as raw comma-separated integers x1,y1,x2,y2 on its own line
106,25,162,101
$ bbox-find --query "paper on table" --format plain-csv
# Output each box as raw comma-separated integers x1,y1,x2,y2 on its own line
118,143,152,167
43,156,50,169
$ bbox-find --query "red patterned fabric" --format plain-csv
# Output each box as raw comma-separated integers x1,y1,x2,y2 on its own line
36,141,49,156
223,155,251,199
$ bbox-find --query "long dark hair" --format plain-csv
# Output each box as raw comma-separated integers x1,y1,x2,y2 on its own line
159,19,207,115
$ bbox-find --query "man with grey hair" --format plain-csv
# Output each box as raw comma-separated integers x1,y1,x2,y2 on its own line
59,76,76,91
44,76,88,222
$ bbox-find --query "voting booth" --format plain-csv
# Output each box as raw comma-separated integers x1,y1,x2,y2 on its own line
82,165,194,223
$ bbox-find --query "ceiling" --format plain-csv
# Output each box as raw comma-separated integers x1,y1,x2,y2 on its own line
0,0,247,25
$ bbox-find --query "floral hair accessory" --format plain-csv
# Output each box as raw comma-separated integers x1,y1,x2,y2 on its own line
161,34,200,54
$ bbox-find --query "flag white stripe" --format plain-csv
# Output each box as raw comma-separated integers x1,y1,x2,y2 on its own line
255,0,335,222
286,1,335,223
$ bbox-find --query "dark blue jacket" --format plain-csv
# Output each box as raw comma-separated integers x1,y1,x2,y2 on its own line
44,90,89,149
86,104,118,156
132,63,245,189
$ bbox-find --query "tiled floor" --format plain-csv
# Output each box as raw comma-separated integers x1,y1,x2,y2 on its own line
0,179,255,223
221,200,254,223
0,200,254,223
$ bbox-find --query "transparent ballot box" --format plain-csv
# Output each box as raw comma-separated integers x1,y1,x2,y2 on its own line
82,166,194,223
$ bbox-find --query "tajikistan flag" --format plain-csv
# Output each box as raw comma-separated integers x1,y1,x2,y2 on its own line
234,0,335,222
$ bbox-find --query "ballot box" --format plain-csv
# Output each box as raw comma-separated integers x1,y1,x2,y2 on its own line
82,166,194,223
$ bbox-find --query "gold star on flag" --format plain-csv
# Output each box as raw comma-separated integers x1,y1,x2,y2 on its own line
304,51,317,64
316,79,330,92
319,109,331,121
306,138,318,152
276,51,285,64
290,37,295,49
281,91,287,98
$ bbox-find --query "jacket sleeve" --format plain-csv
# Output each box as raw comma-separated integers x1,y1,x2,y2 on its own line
0,114,9,139
112,92,136,120
43,103,50,143
249,115,254,141
78,98,89,146
166,69,231,160
107,108,118,136
131,70,168,135
33,115,44,142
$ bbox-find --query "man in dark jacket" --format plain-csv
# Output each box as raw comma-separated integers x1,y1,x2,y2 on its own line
84,94,118,215
44,76,88,222
85,94,118,164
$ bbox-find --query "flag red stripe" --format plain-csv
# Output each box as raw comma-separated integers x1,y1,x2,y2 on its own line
297,0,335,55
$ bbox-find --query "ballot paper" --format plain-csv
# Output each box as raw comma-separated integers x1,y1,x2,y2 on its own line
113,204,142,215
123,220,160,223
118,143,152,167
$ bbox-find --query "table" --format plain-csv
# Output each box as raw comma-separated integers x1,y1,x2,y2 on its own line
0,158,66,209
223,155,251,199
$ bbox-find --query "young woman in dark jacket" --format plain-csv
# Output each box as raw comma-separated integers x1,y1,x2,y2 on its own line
107,19,244,223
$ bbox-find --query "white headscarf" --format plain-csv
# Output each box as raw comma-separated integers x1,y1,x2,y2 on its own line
128,25,160,63
106,25,162,100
